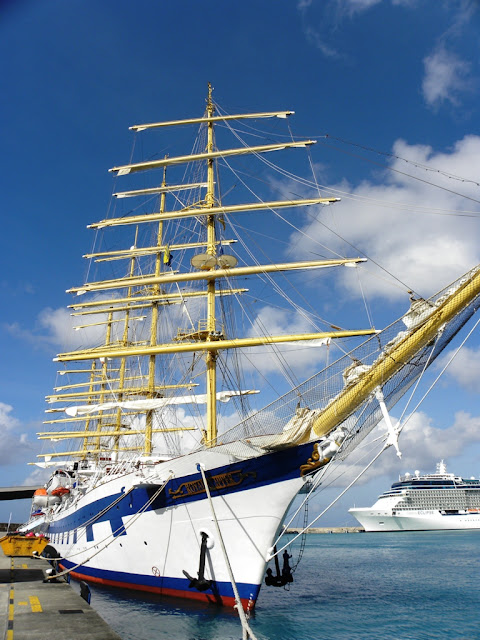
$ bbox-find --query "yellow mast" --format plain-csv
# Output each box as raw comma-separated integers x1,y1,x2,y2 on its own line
69,289,247,314
144,164,167,455
83,239,236,262
81,361,97,457
109,140,317,176
205,83,218,445
113,234,139,458
41,87,386,463
129,111,295,132
94,310,114,460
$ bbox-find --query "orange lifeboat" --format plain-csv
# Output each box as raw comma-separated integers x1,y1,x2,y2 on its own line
33,486,62,507
32,488,49,507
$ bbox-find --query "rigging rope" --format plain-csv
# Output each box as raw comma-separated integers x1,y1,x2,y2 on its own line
220,116,480,220
274,315,480,563
324,135,480,189
219,118,427,301
318,138,480,207
270,443,388,560
397,315,480,436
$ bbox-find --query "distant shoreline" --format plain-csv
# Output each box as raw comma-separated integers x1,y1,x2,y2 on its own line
1,524,365,536
0,523,22,533
286,527,364,534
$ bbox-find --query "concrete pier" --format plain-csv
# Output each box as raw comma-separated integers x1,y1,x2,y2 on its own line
286,526,364,533
0,551,122,640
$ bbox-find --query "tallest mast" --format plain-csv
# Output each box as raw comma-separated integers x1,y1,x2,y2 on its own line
205,82,218,445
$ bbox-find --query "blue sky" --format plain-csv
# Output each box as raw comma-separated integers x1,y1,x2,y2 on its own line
1,0,480,525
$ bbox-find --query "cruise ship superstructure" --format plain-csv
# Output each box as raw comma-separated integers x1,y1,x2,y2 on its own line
349,461,480,531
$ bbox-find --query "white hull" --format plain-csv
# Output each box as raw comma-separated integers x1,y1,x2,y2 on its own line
350,508,480,532
22,443,309,606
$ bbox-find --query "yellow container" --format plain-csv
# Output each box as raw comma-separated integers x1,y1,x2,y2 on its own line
0,535,50,557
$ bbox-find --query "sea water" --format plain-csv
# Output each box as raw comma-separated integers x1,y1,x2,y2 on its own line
76,531,480,640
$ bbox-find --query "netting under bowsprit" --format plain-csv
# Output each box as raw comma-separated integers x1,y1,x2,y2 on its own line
219,268,480,453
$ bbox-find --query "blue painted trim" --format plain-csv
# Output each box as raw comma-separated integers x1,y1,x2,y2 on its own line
61,557,260,603
47,441,315,539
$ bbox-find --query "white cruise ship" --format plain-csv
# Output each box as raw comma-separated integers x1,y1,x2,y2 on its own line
349,461,480,531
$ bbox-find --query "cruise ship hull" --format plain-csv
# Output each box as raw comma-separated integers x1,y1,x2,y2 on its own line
350,509,480,532
349,461,480,532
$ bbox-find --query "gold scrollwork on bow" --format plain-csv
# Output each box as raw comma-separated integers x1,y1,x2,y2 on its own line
169,469,257,499
300,443,330,477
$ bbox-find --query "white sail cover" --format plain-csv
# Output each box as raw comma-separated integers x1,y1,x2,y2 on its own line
64,390,259,417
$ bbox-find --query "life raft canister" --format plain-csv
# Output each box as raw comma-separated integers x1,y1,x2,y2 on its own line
51,487,70,497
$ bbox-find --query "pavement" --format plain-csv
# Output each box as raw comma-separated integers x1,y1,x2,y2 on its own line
0,544,122,640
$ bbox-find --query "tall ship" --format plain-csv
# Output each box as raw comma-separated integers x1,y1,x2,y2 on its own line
20,85,480,611
349,461,480,531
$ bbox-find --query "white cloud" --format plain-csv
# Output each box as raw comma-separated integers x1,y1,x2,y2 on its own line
441,0,478,38
251,305,310,336
22,467,51,488
437,345,480,393
4,288,198,352
303,26,343,59
4,307,88,351
0,402,20,431
0,402,33,465
422,46,470,109
298,0,417,58
297,0,313,9
395,410,480,471
300,0,413,13
330,409,480,488
288,135,480,302
38,307,83,348
340,0,382,15
240,305,330,377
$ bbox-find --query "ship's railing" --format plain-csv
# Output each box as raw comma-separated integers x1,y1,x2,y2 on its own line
398,473,459,482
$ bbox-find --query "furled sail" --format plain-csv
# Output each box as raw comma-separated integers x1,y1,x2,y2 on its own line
63,390,259,417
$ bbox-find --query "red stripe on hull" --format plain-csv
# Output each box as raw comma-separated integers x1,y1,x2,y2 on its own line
64,566,252,610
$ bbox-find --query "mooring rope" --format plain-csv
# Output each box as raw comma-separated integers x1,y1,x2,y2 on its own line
197,462,259,640
54,486,136,557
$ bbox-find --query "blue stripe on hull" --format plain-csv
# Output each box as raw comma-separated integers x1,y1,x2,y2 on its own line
47,442,314,535
60,557,260,605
